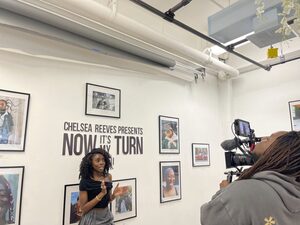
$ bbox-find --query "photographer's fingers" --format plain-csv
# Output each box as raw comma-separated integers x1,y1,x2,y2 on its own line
219,180,229,189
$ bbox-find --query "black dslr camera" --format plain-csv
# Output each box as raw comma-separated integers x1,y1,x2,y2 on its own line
221,119,261,182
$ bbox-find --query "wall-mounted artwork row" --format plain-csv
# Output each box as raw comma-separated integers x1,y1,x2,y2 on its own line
0,89,30,152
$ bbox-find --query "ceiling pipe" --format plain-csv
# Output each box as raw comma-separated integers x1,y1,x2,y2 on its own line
130,0,271,72
238,49,300,74
165,0,192,20
0,0,176,69
0,0,239,78
269,56,300,68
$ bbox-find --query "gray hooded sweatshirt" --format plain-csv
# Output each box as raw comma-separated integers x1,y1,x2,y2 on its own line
201,171,300,225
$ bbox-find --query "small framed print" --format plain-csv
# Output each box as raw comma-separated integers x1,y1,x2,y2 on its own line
159,115,180,154
289,100,300,131
0,89,30,151
0,166,24,225
85,83,121,118
111,178,137,222
62,184,81,225
159,161,181,203
192,143,210,167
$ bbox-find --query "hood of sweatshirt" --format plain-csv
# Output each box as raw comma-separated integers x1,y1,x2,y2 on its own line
252,171,300,213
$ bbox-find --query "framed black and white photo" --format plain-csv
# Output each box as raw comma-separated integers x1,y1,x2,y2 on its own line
159,115,180,154
111,178,137,222
159,161,181,203
62,184,81,225
85,83,121,118
0,89,30,151
0,166,24,225
289,100,300,131
192,143,210,167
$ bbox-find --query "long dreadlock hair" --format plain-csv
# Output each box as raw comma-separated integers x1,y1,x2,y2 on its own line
238,131,300,182
79,148,112,179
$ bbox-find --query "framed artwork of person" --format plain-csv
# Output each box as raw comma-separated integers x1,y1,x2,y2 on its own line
63,184,81,225
192,143,210,167
159,115,180,154
85,83,121,118
0,89,30,152
0,166,24,225
288,100,300,131
110,178,137,222
159,161,181,203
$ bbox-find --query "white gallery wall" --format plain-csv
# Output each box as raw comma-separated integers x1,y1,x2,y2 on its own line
0,21,227,225
231,60,300,138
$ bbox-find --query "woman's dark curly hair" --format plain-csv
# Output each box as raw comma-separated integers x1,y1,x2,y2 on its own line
79,148,112,179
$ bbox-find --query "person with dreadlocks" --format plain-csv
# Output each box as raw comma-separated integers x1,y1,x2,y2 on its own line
201,131,300,225
78,148,124,225
0,175,14,225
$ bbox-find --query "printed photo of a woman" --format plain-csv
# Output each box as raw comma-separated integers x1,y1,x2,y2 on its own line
160,161,181,203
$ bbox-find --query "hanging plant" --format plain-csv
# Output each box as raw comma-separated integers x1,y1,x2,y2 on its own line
255,0,265,18
255,0,300,37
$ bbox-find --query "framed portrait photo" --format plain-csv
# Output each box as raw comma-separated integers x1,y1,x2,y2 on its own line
0,89,30,151
62,184,81,225
85,83,121,118
0,166,24,225
159,115,180,154
288,100,300,131
159,161,181,203
192,143,210,167
111,178,137,222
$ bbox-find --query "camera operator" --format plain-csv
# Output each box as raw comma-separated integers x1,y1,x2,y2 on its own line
201,131,300,225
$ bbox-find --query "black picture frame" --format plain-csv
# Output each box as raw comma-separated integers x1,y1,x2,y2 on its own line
192,143,210,167
62,183,81,225
0,89,30,152
159,115,180,154
111,178,137,222
159,161,181,203
0,166,25,225
85,83,121,118
288,100,300,131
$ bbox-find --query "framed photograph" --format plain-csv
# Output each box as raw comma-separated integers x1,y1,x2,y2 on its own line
159,161,181,203
85,83,121,118
159,115,180,154
111,178,137,222
192,143,210,167
62,184,81,225
0,166,24,225
0,89,30,151
289,100,300,131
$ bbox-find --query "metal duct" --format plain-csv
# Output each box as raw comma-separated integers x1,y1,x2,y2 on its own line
0,0,176,68
0,0,239,77
208,0,282,44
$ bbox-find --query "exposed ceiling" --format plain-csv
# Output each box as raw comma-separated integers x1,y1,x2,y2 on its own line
128,0,300,72
1,0,299,76
139,0,237,31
